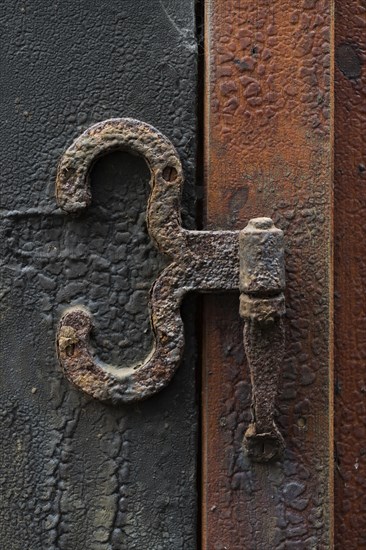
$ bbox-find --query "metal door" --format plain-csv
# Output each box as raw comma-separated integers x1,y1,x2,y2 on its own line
1,1,365,548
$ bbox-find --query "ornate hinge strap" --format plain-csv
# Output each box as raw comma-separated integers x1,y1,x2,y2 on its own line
56,119,238,404
55,119,285,462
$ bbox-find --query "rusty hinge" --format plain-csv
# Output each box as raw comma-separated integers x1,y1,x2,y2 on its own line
55,118,285,462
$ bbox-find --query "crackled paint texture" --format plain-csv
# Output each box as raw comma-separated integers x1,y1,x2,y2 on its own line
55,118,242,406
334,0,366,547
203,0,332,548
0,1,197,548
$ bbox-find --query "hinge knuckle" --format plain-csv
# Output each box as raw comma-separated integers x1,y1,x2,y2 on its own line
239,217,286,462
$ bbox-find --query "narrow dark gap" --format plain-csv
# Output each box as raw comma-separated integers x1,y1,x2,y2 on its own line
195,0,205,548
195,293,204,550
195,0,205,232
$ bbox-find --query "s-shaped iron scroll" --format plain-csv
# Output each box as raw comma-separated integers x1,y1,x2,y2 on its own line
56,118,285,462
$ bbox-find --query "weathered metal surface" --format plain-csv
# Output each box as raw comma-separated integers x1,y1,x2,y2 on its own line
56,122,287,413
334,0,366,547
0,1,198,548
239,217,285,321
240,218,286,462
243,319,285,463
56,118,241,403
202,0,333,547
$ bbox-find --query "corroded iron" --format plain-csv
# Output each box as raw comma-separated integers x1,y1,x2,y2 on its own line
56,118,238,404
335,0,366,543
239,218,286,462
202,0,332,545
56,119,285,460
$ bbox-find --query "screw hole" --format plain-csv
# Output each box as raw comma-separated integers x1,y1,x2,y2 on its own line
66,344,75,357
162,165,178,182
297,416,307,428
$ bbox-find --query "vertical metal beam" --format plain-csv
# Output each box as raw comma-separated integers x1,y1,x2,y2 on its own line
334,0,366,546
202,0,334,547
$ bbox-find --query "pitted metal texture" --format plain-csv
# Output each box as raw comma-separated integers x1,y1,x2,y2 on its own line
56,118,240,404
56,119,286,448
239,218,286,462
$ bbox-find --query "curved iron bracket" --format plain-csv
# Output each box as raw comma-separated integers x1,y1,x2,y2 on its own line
55,118,285,462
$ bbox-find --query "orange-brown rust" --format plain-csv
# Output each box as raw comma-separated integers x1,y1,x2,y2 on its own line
203,0,333,547
56,119,242,404
239,218,286,462
334,0,366,547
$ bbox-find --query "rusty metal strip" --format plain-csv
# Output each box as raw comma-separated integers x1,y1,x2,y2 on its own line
334,1,366,546
56,118,287,469
239,218,286,462
202,0,333,547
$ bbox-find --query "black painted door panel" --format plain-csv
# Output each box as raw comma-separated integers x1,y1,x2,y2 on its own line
0,2,198,548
